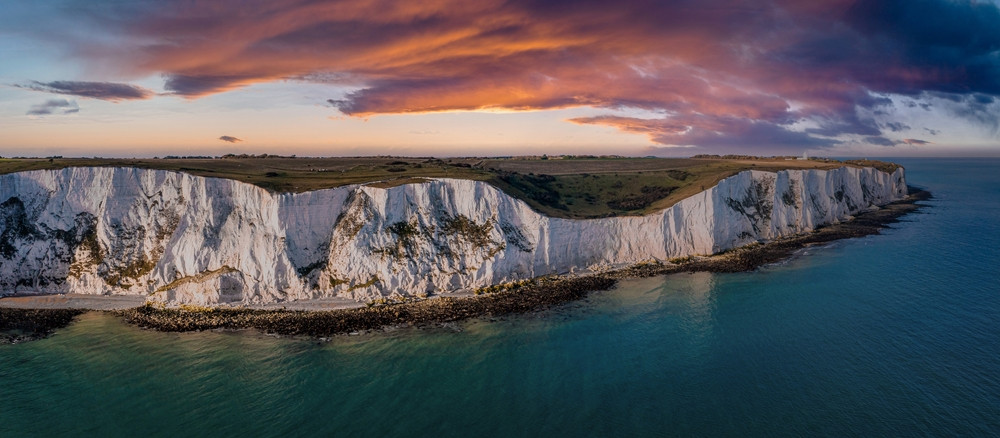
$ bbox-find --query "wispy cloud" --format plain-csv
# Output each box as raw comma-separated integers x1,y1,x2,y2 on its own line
20,81,153,101
26,99,80,116
570,114,839,154
218,135,242,143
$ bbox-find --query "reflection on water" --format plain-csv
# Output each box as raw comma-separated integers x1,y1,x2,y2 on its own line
596,272,719,362
660,272,717,343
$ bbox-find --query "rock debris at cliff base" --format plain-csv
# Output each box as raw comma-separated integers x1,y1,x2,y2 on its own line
0,308,84,344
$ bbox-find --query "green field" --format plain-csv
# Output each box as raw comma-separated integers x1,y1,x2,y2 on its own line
0,155,897,219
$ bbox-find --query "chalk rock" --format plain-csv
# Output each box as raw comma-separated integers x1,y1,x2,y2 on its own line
0,166,906,305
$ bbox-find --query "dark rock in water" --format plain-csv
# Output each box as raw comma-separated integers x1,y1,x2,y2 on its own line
1,308,84,344
114,274,618,337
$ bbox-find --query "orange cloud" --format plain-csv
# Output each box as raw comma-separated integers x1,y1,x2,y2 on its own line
31,0,1000,151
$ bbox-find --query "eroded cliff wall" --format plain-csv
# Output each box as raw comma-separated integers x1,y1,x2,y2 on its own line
0,166,906,305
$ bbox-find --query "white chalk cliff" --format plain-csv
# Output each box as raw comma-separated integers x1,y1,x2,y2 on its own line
0,166,906,305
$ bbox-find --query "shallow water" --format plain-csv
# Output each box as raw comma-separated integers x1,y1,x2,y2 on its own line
2,158,998,437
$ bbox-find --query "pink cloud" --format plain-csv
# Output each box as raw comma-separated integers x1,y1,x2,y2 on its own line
28,0,1000,151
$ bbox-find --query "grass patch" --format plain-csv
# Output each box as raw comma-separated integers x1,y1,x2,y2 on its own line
441,215,494,248
153,266,239,294
348,276,380,292
386,220,420,248
844,159,902,174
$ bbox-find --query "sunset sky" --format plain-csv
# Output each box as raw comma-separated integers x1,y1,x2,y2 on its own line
2,0,999,157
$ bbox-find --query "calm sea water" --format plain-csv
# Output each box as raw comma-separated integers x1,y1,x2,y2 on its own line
2,158,999,437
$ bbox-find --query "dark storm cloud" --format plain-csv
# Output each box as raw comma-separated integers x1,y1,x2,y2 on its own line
845,0,1000,95
21,81,153,101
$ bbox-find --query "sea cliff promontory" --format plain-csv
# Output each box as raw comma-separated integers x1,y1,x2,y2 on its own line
0,160,906,306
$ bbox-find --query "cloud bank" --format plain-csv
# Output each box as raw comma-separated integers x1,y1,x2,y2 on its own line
17,0,1000,152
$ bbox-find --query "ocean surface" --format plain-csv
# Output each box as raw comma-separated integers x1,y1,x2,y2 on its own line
2,158,998,437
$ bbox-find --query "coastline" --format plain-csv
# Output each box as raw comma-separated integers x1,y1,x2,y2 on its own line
2,187,929,342
1,163,906,304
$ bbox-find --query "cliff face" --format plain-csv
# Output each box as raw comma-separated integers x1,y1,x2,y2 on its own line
0,166,906,305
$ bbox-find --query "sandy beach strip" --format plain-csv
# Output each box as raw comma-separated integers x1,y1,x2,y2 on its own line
0,294,146,310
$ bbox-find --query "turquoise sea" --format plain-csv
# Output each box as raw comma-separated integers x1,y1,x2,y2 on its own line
1,158,998,437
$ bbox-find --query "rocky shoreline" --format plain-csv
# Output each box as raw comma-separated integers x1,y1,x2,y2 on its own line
113,187,930,338
1,308,85,344
4,188,929,342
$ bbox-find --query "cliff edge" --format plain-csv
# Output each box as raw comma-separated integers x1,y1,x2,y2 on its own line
0,165,906,305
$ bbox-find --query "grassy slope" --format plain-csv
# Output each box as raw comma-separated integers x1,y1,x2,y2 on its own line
0,156,895,219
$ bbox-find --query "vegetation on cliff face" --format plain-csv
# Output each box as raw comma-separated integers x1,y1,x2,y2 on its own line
153,266,240,295
333,192,374,240
1,180,189,293
98,216,179,288
0,197,35,260
374,214,507,263
0,196,105,289
441,215,498,250
348,276,380,292
725,176,775,233
781,180,799,207
375,219,423,261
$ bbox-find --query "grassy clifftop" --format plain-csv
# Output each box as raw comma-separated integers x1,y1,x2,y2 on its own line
0,155,898,219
